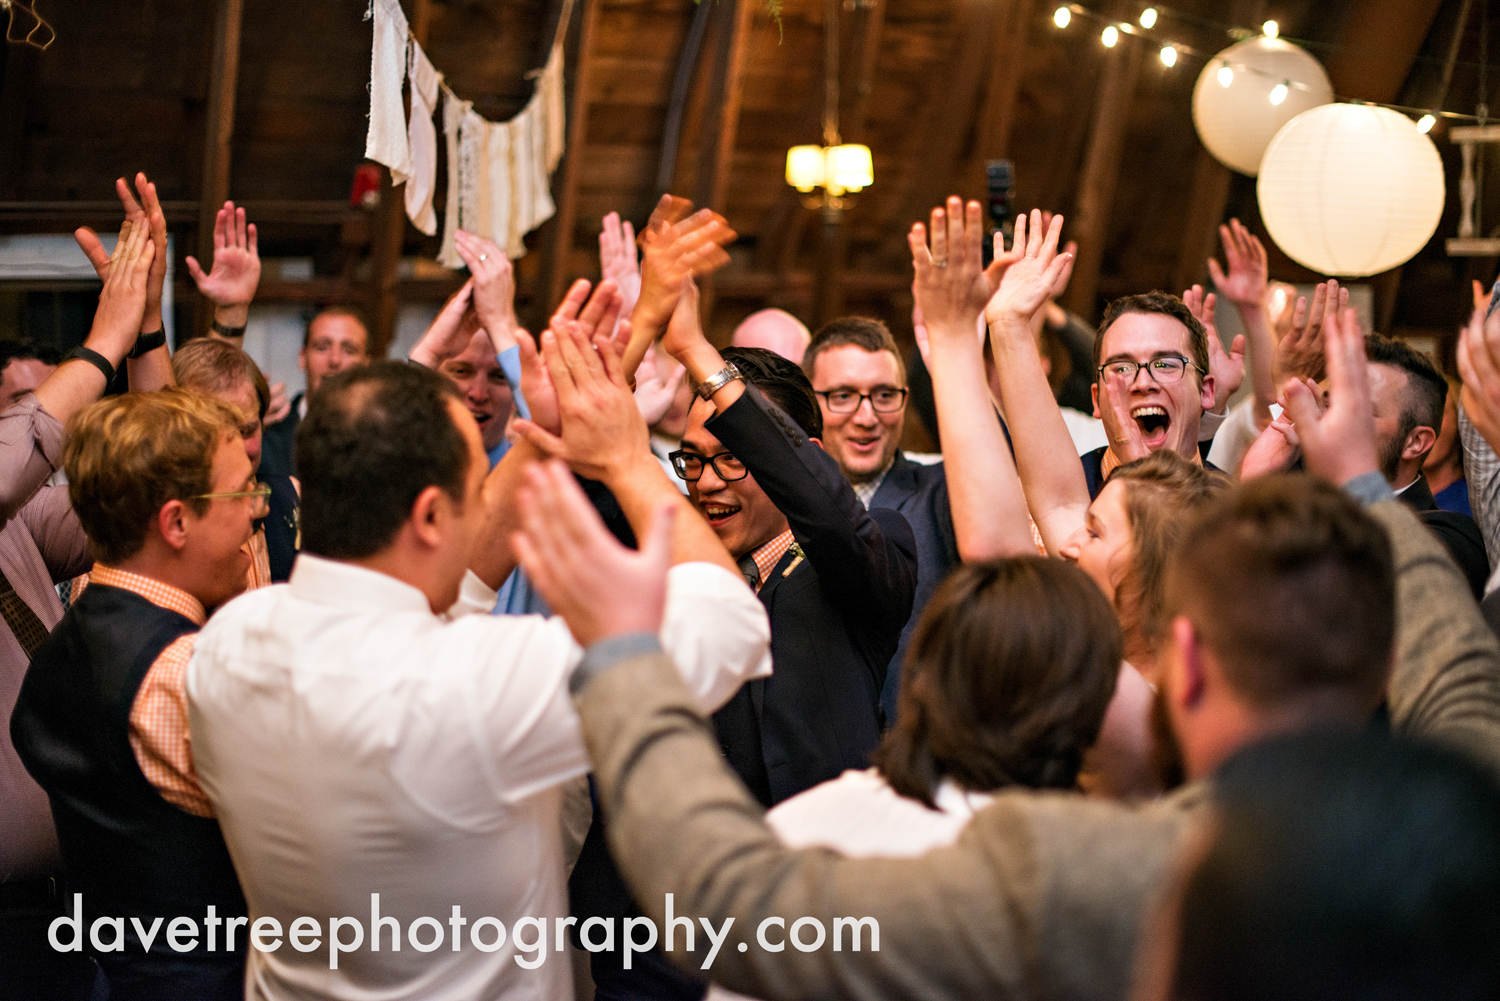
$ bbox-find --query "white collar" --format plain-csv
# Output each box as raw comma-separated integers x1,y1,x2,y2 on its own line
287,553,436,617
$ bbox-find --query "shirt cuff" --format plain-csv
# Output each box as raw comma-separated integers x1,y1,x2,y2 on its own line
1342,470,1395,507
570,632,662,695
496,346,531,421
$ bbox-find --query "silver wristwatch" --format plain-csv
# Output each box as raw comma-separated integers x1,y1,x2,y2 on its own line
695,362,743,400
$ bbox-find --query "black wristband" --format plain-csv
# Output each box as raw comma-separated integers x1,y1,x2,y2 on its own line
66,346,117,386
128,329,167,358
212,319,247,338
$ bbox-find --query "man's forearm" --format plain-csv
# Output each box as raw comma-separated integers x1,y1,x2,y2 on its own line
1367,499,1500,780
469,437,545,589
125,344,175,392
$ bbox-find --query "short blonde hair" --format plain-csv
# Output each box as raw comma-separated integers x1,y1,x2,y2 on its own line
65,389,242,565
172,338,270,420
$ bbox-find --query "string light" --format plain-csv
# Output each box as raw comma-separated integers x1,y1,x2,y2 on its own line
1041,2,1487,127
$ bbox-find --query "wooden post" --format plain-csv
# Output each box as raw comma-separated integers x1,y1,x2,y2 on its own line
1062,34,1143,320
545,0,600,311
194,0,245,336
1170,150,1233,295
955,0,1036,190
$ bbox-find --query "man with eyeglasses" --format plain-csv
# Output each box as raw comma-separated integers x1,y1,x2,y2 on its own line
12,389,259,998
664,338,916,809
803,317,959,722
1082,291,1219,498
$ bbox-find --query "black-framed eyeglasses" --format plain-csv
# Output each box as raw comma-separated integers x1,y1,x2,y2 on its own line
668,450,750,483
191,481,272,519
815,387,909,414
1097,356,1201,385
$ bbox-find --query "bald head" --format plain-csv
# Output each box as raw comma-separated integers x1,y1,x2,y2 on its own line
731,309,811,366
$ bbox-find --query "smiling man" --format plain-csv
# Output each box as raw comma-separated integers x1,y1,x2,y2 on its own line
803,318,961,720
438,325,515,465
259,307,372,478
667,345,916,809
1084,292,1217,498
12,389,258,998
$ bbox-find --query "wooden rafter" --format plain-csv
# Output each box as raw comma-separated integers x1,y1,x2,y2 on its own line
193,0,245,336
1062,32,1143,319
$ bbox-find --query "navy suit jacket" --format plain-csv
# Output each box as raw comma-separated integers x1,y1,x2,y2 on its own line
869,451,960,721
709,386,918,806
258,392,301,479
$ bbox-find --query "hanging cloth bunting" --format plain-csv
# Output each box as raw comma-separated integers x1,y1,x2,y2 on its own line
363,0,412,182
434,2,573,264
405,43,443,235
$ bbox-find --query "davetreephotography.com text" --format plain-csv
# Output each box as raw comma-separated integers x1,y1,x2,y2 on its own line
48,893,880,970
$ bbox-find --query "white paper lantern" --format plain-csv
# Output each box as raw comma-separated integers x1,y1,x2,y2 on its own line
1257,103,1445,277
1192,37,1333,175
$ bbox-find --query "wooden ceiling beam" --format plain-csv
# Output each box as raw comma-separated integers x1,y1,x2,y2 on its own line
693,0,755,323
1061,31,1144,320
877,0,1008,263
953,0,1037,197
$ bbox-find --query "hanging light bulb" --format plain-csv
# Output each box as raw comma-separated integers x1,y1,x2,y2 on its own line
1269,81,1289,105
1263,19,1280,38
1102,24,1119,47
1217,62,1234,87
1053,6,1071,28
1417,113,1437,134
1160,45,1177,67
1139,7,1157,28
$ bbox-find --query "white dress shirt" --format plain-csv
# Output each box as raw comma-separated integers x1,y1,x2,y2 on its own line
707,767,992,1001
188,555,769,1001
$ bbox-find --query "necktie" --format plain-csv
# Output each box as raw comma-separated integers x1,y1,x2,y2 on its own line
737,552,761,591
0,566,51,659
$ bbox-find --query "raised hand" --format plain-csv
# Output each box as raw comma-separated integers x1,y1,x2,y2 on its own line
908,197,995,336
1282,308,1378,486
633,199,735,331
186,199,261,326
264,381,292,427
75,173,171,333
1274,279,1345,385
634,350,687,427
1184,284,1245,412
983,209,1072,334
87,209,158,364
513,312,651,482
453,230,518,351
1458,299,1500,456
1207,218,1268,310
512,459,675,647
409,280,478,368
600,211,642,323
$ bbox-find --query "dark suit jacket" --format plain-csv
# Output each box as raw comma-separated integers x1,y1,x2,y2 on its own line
869,451,960,721
258,393,302,479
1401,473,1489,599
709,386,918,806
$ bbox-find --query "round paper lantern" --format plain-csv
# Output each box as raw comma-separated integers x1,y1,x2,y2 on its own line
1192,36,1333,175
1257,103,1445,277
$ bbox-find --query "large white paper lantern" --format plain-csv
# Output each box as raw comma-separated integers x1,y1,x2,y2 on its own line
1257,103,1445,277
1192,36,1333,175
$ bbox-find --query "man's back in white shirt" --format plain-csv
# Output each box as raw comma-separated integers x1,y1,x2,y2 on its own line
188,554,768,1000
